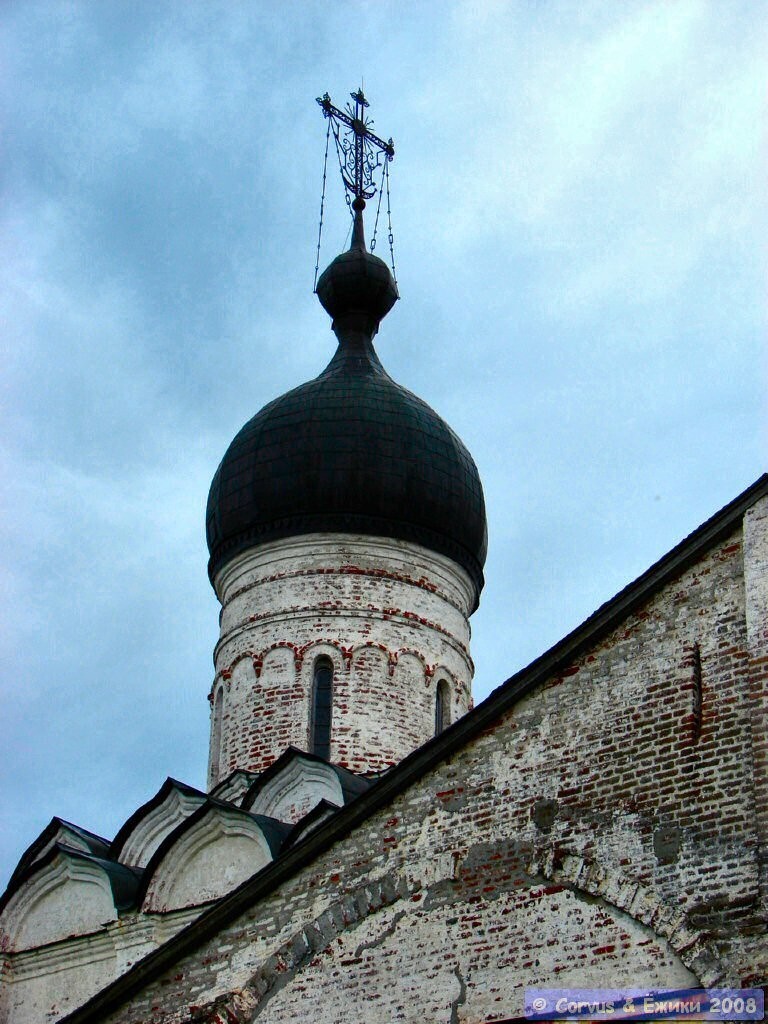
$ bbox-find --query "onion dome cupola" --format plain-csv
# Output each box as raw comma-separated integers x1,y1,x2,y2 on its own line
204,90,487,784
205,199,487,607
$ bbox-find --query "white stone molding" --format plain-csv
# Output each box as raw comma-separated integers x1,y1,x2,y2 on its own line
213,535,476,614
215,606,472,668
210,769,259,805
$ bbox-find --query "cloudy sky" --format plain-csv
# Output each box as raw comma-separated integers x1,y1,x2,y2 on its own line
1,0,765,886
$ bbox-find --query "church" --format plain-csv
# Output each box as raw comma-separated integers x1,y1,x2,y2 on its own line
1,91,766,1023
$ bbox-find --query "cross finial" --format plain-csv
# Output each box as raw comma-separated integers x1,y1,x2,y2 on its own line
316,88,394,208
351,87,368,110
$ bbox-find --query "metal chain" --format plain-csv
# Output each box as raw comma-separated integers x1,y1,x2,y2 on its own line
330,121,348,198
385,160,398,289
331,122,356,250
370,159,386,252
313,118,332,292
341,192,354,249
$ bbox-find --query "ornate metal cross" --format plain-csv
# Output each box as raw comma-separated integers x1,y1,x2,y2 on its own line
316,88,394,204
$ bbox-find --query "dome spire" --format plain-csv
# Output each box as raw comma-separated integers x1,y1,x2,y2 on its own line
350,197,366,251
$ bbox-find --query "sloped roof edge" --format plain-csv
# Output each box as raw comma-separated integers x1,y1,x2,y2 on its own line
61,472,768,1024
282,799,342,854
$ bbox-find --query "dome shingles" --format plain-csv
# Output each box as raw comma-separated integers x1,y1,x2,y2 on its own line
206,338,487,609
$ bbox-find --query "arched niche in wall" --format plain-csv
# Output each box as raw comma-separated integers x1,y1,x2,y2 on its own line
260,644,297,680
209,685,225,788
347,643,391,726
392,650,429,716
229,654,257,699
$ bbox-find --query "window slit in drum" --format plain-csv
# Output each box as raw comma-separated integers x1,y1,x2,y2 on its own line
210,687,224,785
311,657,333,759
435,679,451,736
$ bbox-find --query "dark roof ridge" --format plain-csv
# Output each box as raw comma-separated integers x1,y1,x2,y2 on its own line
61,472,768,1024
282,799,342,854
50,818,110,845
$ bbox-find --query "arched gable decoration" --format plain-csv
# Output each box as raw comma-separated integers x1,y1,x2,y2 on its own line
210,768,259,805
0,844,140,952
3,817,110,896
140,801,290,914
110,778,207,869
241,747,370,824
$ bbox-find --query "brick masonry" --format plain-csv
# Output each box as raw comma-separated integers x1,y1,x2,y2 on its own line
83,501,768,1022
744,496,768,917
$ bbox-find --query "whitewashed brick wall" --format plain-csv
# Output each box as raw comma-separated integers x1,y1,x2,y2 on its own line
208,534,476,784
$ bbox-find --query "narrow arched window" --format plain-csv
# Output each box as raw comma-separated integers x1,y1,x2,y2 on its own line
209,687,224,786
435,679,451,736
311,657,333,759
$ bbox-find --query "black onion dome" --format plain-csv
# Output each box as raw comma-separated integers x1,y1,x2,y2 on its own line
315,242,398,326
206,210,487,608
